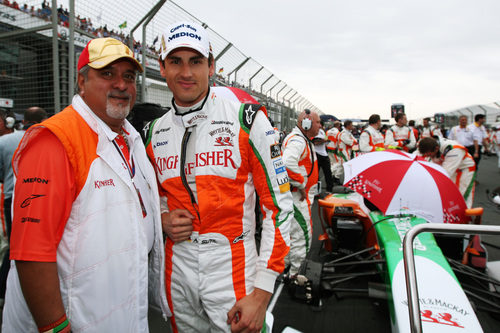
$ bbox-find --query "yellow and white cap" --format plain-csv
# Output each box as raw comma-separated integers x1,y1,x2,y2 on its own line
78,37,143,72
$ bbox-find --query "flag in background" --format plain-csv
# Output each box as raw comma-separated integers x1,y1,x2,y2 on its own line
119,21,127,29
218,67,224,74
153,35,159,45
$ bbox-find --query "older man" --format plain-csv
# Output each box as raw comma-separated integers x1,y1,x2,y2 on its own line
282,109,320,277
2,38,169,332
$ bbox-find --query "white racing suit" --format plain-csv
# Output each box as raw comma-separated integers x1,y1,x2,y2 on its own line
146,90,292,332
385,125,416,151
282,127,319,275
326,127,342,178
359,125,385,153
420,125,443,139
338,129,358,162
439,138,476,208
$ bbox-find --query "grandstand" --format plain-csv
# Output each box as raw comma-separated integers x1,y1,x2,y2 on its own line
0,0,323,131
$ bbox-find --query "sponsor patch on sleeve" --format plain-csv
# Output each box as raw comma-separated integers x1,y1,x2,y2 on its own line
270,143,281,159
277,173,290,193
273,157,290,193
273,158,286,174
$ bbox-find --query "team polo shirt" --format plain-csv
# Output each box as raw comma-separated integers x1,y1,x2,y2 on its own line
10,129,75,261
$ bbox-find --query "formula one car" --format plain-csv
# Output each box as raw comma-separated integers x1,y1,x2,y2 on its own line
289,189,500,332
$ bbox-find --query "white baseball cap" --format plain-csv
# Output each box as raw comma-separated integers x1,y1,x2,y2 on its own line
159,21,211,60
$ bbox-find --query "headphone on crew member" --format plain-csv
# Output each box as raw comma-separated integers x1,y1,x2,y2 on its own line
0,109,15,129
5,116,15,129
302,109,312,131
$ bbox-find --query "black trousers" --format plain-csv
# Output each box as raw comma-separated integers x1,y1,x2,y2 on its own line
466,145,482,170
316,153,334,192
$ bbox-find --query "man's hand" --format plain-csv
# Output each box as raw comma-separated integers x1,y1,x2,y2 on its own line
227,288,272,333
161,209,194,242
298,188,307,201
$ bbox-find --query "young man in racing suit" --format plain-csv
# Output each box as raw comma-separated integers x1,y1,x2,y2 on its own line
338,120,359,162
420,117,443,139
326,121,342,181
282,109,320,276
359,114,385,153
418,137,476,207
147,21,293,333
385,113,416,152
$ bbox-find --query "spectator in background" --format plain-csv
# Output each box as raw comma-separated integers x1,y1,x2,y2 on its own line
468,114,489,170
0,107,48,303
448,115,474,150
0,108,16,294
0,108,15,136
313,121,334,192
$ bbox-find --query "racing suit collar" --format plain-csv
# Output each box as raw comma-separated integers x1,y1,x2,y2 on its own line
171,86,210,116
172,87,211,128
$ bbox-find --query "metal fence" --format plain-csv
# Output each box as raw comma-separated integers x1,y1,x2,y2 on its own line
0,0,322,131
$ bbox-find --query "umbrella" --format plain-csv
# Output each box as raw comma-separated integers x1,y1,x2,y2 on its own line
343,149,468,223
212,86,259,104
320,114,339,122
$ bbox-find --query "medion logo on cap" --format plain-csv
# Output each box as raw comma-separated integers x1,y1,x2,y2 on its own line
160,21,210,59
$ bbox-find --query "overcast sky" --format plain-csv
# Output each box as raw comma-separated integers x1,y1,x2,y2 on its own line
173,0,500,120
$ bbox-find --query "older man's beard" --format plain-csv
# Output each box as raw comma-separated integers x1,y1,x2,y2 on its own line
106,92,132,120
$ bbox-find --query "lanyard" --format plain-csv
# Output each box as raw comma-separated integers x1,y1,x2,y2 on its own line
112,136,147,218
113,134,135,178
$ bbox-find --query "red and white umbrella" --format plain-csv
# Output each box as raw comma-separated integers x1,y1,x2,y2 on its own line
343,150,468,223
212,86,260,104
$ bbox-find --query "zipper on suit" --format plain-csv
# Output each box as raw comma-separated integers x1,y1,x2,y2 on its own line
180,128,201,221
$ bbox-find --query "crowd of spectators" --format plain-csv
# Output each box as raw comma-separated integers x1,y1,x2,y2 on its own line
1,0,158,55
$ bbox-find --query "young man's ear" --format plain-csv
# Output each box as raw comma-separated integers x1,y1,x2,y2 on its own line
158,59,166,78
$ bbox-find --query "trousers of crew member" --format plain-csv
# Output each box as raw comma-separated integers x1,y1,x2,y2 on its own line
314,126,334,192
282,109,320,276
